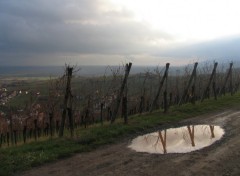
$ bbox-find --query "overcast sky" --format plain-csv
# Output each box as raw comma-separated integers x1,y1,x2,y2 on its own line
0,0,240,66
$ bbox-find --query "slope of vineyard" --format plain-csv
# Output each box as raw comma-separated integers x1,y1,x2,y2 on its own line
0,61,239,175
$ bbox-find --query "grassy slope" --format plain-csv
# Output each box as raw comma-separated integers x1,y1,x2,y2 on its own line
0,93,240,176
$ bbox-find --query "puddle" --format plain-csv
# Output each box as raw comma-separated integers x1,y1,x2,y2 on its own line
128,125,224,154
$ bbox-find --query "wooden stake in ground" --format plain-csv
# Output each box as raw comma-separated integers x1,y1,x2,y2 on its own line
9,113,14,145
138,95,145,114
59,66,73,137
49,112,53,137
150,63,170,113
122,96,127,124
163,66,169,113
219,62,233,96
174,70,180,105
178,62,198,105
100,103,104,125
139,71,150,114
201,62,218,102
111,63,132,123
34,119,37,141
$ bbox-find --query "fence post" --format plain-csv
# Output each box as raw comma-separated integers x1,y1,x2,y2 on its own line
179,62,198,105
201,62,218,102
111,63,132,123
219,62,233,96
150,63,170,112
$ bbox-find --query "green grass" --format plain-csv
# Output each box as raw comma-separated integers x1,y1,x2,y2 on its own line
0,92,240,176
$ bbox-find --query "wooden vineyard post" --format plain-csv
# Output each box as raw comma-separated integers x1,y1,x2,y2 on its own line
163,91,167,113
138,95,145,114
7,132,9,146
234,75,240,92
178,62,198,105
49,112,53,137
68,93,74,137
111,62,132,123
213,78,217,100
229,63,233,96
9,113,14,146
23,125,27,143
139,72,149,114
122,96,127,124
34,119,37,141
100,103,104,125
201,62,218,102
67,107,74,137
59,66,73,137
163,67,169,113
219,62,233,96
150,63,170,113
84,109,89,128
13,130,17,145
0,133,2,148
174,70,180,105
122,78,128,124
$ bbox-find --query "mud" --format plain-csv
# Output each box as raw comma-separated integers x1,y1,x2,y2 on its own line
20,108,240,176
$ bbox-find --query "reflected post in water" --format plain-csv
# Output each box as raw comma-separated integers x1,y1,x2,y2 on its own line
187,125,195,147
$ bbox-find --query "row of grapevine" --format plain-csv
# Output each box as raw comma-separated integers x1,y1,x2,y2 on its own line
0,61,239,147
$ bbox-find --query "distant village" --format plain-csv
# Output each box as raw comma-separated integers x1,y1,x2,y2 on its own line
0,82,42,116
0,86,29,106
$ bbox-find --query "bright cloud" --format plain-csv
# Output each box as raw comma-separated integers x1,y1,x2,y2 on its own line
110,0,240,42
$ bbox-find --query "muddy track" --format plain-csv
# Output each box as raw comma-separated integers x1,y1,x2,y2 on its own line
20,108,240,176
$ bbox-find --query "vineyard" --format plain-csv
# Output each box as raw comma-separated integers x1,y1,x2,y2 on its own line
0,61,239,147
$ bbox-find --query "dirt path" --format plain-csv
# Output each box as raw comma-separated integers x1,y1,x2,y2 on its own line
20,108,240,176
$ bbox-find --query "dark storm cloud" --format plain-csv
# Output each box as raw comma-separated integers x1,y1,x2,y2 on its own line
0,0,172,65
1,0,239,66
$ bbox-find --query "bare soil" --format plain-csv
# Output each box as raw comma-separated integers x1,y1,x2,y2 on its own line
20,108,240,176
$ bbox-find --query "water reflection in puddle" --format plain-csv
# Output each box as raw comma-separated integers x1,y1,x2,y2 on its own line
128,125,224,154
